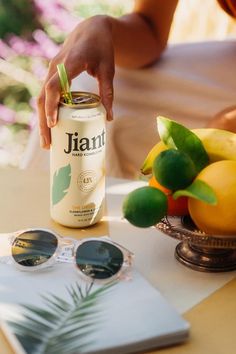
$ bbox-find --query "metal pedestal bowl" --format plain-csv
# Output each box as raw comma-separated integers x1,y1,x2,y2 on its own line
157,216,236,272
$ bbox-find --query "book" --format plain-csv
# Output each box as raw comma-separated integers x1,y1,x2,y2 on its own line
0,234,189,354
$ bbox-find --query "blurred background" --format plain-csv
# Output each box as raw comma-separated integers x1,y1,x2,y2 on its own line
0,0,235,168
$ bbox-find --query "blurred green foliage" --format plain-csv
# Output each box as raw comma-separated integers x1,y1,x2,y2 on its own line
0,78,31,106
0,0,40,39
74,1,129,18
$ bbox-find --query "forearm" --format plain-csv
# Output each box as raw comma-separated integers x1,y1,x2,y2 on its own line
108,0,178,69
110,13,164,69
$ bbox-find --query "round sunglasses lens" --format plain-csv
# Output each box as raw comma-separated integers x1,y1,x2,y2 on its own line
76,240,124,279
12,230,58,267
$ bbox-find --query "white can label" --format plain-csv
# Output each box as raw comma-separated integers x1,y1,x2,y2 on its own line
50,104,106,227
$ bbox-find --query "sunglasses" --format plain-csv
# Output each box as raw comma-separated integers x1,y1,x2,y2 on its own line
5,229,134,282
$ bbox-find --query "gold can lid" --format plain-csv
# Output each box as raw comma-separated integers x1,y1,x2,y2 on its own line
60,91,101,109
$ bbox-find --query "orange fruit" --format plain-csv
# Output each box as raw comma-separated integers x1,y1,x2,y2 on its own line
188,160,236,235
149,175,189,216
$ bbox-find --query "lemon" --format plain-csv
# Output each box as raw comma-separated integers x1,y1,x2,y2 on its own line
141,141,167,174
153,149,197,191
141,128,236,175
188,160,236,235
123,186,167,228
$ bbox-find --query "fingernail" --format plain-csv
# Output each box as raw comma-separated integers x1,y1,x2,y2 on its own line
40,135,46,148
108,109,113,121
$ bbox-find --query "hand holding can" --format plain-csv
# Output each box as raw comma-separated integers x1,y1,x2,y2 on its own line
37,15,114,149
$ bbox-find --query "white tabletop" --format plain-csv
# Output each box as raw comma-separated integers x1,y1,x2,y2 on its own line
1,169,236,354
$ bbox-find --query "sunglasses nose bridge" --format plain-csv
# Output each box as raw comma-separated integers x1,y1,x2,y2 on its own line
56,241,75,263
60,237,75,246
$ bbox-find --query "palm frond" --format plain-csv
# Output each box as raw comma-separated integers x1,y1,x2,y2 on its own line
8,281,116,354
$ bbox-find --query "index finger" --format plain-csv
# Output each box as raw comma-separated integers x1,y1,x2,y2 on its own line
44,72,61,128
97,64,114,121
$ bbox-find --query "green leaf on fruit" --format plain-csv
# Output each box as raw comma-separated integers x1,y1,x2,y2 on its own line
173,180,217,205
157,116,209,173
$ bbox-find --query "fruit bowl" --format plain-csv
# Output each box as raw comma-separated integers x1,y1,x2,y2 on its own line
157,215,236,272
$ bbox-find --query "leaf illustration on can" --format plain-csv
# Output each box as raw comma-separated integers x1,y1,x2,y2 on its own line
52,164,71,205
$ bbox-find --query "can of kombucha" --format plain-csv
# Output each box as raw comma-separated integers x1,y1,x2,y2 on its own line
50,91,106,227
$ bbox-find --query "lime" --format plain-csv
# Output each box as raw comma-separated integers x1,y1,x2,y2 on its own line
122,186,167,228
153,149,197,190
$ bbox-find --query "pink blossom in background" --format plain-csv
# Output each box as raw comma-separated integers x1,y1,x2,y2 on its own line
33,30,60,59
8,35,43,57
0,40,16,59
29,97,37,111
28,99,38,130
31,58,48,80
0,102,36,131
8,32,60,60
34,0,80,33
0,104,17,124
0,0,83,167
28,112,37,131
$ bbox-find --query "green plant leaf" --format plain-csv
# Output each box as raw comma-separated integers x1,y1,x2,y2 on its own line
52,164,71,205
8,281,116,354
57,63,73,104
157,116,209,172
173,179,217,205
